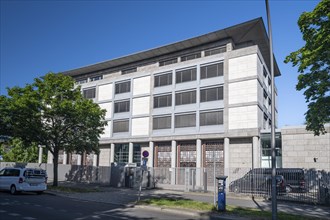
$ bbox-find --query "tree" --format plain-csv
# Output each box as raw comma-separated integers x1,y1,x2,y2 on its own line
284,0,330,135
0,138,47,163
4,73,106,186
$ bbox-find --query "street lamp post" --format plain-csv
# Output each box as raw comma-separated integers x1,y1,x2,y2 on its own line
265,0,277,219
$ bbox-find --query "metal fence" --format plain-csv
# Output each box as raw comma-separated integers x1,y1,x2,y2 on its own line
149,167,330,206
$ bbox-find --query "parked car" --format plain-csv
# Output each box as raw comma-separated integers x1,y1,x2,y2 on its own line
0,167,47,195
274,168,307,193
229,169,286,195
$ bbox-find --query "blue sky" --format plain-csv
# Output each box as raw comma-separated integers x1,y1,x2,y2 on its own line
0,0,320,128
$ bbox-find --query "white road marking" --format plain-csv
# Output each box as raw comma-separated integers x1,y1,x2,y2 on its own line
8,213,21,216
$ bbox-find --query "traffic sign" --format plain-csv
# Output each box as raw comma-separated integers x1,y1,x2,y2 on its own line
142,150,149,158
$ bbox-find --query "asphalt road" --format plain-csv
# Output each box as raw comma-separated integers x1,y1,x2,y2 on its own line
0,191,220,220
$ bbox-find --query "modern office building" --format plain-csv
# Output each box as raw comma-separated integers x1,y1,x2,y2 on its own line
55,17,282,177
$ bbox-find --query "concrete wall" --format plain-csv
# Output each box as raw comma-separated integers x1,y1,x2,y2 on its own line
0,162,111,184
282,125,330,171
229,138,253,168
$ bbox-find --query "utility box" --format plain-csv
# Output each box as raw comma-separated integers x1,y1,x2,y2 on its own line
216,175,228,211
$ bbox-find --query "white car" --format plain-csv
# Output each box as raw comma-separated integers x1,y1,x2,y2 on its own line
0,167,47,195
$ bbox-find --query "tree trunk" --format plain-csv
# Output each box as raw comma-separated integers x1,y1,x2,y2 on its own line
52,151,59,186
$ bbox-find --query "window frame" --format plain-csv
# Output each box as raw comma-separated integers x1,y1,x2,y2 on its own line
175,90,196,106
175,113,196,128
83,87,96,99
113,120,129,133
115,81,131,94
153,115,172,130
154,94,172,108
200,62,224,79
175,68,197,84
154,72,173,87
200,86,223,102
114,100,130,113
200,110,224,126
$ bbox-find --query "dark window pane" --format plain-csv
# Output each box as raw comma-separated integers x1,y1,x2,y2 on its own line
175,91,196,105
201,63,223,79
153,116,171,130
176,68,197,84
181,53,201,62
205,47,226,56
83,88,96,99
154,94,172,108
200,87,223,102
114,100,130,113
175,114,196,128
115,81,131,94
200,111,223,126
159,58,177,66
113,120,129,133
154,73,172,87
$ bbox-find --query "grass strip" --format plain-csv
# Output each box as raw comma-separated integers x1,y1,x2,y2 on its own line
48,185,101,193
138,197,323,220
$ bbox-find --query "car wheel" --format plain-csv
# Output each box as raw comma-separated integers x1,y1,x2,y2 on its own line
286,186,292,193
233,186,240,194
10,185,17,195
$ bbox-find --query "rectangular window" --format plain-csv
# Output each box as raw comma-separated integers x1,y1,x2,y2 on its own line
76,79,87,84
175,90,196,105
205,47,226,56
114,144,129,163
113,120,129,133
176,68,196,84
90,75,103,81
201,63,223,79
115,81,131,94
114,100,130,113
181,52,201,62
153,115,171,130
263,67,267,77
154,94,172,108
154,73,172,87
175,113,196,128
122,68,137,75
200,110,223,126
159,58,177,67
200,86,223,102
83,88,96,99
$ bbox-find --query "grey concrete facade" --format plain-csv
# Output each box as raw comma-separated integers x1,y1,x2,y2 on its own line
282,124,330,171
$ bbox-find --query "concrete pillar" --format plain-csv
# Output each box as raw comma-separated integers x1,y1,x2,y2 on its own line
196,139,202,187
38,145,43,164
93,154,98,167
129,142,133,164
149,141,154,167
171,140,177,185
110,144,115,164
77,154,82,166
47,151,53,164
224,138,230,177
63,151,67,165
253,136,260,168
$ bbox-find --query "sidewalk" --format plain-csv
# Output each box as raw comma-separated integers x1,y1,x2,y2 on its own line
47,182,330,220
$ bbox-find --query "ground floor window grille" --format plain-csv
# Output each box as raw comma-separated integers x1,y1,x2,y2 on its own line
155,143,171,167
114,144,129,164
179,142,196,167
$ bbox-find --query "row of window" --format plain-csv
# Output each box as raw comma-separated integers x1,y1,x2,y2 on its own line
82,62,224,99
112,86,223,113
153,86,223,108
155,62,223,87
111,110,223,133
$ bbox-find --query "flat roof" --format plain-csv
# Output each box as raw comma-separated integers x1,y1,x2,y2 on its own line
63,17,281,77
